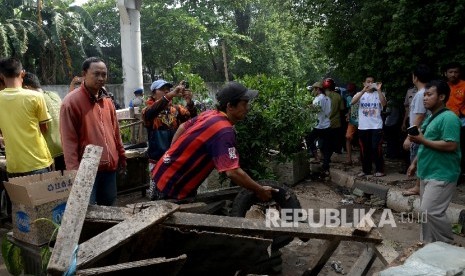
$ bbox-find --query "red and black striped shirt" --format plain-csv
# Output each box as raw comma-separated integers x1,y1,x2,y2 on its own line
151,110,240,199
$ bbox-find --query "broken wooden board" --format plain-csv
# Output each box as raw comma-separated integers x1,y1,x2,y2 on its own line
86,205,134,223
372,241,400,266
347,246,376,276
75,255,186,276
47,145,103,276
156,226,273,275
163,213,383,243
303,238,341,275
76,201,179,269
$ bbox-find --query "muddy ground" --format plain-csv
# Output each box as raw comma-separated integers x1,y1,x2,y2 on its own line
1,175,464,275
278,180,465,275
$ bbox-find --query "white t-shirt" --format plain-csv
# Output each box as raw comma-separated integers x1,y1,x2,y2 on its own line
409,87,429,127
357,91,383,130
313,94,331,129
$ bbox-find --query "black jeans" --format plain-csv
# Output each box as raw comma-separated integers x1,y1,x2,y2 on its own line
305,127,333,171
358,129,384,174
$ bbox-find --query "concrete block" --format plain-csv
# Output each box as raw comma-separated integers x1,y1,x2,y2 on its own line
386,189,414,213
330,168,355,188
353,180,389,199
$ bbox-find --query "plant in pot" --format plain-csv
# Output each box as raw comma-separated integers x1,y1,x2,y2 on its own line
234,75,319,183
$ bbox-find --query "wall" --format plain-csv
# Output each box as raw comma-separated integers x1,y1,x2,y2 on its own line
42,82,224,108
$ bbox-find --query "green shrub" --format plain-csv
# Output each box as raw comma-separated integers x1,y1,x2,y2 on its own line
235,75,319,179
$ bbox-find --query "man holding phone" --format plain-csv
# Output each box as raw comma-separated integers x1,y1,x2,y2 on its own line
407,80,461,243
351,76,387,177
402,64,433,196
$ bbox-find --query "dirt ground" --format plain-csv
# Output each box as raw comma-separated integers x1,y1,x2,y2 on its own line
278,179,465,275
1,165,465,275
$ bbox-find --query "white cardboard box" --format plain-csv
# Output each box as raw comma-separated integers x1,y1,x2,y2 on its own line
4,170,76,245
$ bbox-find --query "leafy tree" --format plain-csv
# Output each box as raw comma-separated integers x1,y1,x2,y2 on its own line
289,0,465,97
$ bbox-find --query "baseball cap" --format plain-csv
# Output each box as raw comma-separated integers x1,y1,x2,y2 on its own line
134,88,144,94
306,81,322,90
150,79,173,91
216,81,258,105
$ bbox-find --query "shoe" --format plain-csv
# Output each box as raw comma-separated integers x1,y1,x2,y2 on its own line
373,172,385,177
310,159,321,164
343,161,353,166
357,172,366,177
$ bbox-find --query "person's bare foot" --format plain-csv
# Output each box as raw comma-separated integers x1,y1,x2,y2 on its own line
402,187,420,196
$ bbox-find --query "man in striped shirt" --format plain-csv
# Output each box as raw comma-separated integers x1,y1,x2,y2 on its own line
150,81,277,201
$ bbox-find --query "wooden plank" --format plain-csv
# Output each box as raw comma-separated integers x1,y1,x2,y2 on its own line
352,212,375,236
347,246,376,276
86,205,134,223
372,242,399,266
75,255,186,276
76,201,179,269
163,213,383,243
47,145,103,276
303,238,341,275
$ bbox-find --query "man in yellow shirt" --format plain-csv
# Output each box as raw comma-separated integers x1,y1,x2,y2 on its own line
0,57,52,176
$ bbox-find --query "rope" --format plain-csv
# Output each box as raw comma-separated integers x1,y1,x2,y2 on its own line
64,244,79,276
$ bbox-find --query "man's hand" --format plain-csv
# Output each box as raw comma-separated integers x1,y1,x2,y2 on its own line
407,131,425,145
256,185,279,201
183,89,193,104
118,157,127,174
407,162,417,177
403,137,411,151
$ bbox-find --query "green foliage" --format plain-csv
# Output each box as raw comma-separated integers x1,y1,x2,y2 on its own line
2,234,23,276
289,0,465,98
234,75,318,179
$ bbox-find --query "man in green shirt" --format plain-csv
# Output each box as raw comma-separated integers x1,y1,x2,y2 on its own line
407,80,461,243
22,72,65,171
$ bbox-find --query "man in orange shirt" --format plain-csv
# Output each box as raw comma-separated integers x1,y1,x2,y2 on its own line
444,62,465,181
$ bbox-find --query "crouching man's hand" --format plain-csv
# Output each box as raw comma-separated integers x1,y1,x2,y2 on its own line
255,186,279,202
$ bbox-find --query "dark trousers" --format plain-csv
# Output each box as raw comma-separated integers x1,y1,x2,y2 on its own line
306,127,333,171
384,123,402,159
358,129,384,174
461,127,465,176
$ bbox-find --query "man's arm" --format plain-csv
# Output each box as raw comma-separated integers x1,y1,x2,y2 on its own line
225,168,277,201
59,103,81,170
410,134,458,152
413,113,426,127
351,91,365,105
39,122,48,134
377,89,387,107
171,122,187,145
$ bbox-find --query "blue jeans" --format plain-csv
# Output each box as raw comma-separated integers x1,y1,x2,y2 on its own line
90,171,117,206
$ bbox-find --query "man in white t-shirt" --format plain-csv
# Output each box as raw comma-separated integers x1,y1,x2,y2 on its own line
351,76,387,177
305,81,332,176
402,64,432,196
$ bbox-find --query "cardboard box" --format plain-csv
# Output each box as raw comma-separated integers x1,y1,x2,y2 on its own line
4,170,76,245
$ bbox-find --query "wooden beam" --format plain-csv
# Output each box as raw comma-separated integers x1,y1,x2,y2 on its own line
347,246,376,276
86,205,134,223
77,201,179,269
163,213,383,243
75,255,186,276
372,241,399,266
47,145,103,276
303,238,341,275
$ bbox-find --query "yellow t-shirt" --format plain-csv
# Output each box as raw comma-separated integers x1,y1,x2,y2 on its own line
0,88,53,173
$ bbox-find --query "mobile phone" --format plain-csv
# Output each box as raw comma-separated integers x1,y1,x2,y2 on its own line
407,125,419,136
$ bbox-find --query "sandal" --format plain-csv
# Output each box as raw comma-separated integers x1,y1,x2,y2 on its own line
343,161,353,166
373,172,386,177
310,159,321,164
